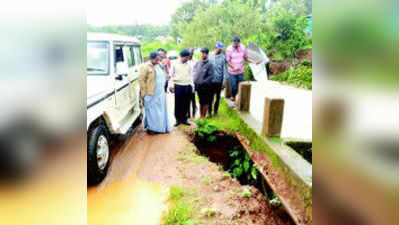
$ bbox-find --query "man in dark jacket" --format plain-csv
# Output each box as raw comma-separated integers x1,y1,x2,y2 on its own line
208,41,227,117
193,48,215,118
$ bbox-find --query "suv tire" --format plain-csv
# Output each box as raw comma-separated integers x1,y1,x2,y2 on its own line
87,125,110,185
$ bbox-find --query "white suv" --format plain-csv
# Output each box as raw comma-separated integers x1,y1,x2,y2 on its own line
87,33,143,184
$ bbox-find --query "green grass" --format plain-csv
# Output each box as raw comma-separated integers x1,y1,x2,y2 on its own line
200,206,218,217
241,188,252,198
162,186,199,225
268,137,283,143
300,43,312,51
176,148,207,164
169,186,186,201
271,65,312,90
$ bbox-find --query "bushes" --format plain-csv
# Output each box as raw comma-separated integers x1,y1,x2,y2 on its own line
194,117,259,186
271,65,312,89
228,145,259,185
265,4,310,60
194,120,219,142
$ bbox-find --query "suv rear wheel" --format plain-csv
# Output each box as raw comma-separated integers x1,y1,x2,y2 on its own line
87,125,110,185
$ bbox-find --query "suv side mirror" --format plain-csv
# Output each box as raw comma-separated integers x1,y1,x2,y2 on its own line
116,61,128,76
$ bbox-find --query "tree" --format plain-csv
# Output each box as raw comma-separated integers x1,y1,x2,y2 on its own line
265,1,309,59
170,0,210,38
180,2,267,48
268,0,310,15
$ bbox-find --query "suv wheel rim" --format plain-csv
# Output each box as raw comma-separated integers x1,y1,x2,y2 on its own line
96,135,109,170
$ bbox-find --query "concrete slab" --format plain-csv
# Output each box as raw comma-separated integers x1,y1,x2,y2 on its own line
249,81,312,140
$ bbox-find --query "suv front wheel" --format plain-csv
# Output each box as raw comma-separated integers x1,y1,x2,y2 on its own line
87,125,110,185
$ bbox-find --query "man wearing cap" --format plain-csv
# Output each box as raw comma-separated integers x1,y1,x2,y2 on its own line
169,49,192,126
193,48,215,118
226,36,260,102
208,41,227,117
139,51,172,134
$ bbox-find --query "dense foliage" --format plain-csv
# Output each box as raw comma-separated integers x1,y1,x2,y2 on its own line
90,0,313,87
194,119,259,185
141,40,182,58
179,0,310,59
171,0,311,86
194,120,219,143
180,2,267,48
264,5,310,59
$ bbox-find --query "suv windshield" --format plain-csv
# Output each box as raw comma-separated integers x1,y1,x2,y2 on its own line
87,41,109,75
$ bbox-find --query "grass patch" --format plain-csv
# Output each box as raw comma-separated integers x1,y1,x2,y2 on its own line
223,172,231,179
201,175,212,185
241,188,252,198
200,206,218,217
268,137,283,143
177,143,207,164
177,148,208,164
162,201,196,225
162,186,199,225
271,65,312,90
169,186,185,201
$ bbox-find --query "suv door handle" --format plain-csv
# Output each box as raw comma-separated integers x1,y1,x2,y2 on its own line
115,74,123,80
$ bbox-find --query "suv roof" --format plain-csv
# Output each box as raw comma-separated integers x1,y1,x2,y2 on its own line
87,32,140,45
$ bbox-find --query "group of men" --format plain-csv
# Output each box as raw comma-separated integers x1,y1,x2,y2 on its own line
140,36,259,134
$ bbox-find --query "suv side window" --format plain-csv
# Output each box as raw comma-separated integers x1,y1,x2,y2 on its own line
114,45,124,71
133,46,142,65
129,46,136,67
137,46,143,64
123,46,134,68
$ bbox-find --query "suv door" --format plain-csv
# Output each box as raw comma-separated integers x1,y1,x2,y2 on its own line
128,45,142,106
113,45,131,121
123,45,137,106
132,45,143,65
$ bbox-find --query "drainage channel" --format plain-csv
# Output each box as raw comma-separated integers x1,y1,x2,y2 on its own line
285,141,312,164
192,130,295,224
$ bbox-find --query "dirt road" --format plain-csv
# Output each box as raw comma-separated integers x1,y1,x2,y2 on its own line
88,127,182,225
88,120,293,225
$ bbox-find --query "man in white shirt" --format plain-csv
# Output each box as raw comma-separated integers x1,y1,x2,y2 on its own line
169,49,192,126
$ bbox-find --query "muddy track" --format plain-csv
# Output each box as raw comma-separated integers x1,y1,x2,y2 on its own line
88,127,293,225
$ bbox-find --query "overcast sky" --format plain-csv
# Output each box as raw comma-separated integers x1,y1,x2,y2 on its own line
86,0,183,26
